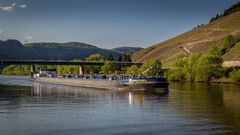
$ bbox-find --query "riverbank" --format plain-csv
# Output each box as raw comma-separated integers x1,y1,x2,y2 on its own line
211,78,240,84
168,78,240,84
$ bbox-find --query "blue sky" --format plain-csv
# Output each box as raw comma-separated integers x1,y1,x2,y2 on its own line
0,0,239,48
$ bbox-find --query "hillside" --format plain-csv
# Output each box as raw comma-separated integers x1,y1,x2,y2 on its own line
223,42,240,60
112,47,143,54
0,40,120,60
133,11,240,66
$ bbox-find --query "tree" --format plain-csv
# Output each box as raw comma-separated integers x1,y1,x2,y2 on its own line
230,70,240,82
2,65,31,75
126,65,139,75
194,49,222,81
167,68,185,81
101,61,119,75
138,59,162,77
117,55,122,62
220,35,237,55
85,54,105,74
86,54,105,61
123,54,132,62
107,53,114,61
183,54,201,81
167,47,222,82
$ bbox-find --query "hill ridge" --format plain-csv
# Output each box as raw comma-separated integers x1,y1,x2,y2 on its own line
0,40,121,60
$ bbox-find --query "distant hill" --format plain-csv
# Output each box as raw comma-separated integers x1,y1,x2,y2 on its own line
0,40,121,60
133,3,240,66
112,47,143,55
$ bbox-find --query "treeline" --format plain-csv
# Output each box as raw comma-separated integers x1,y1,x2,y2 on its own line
1,53,135,75
166,35,240,82
210,2,240,22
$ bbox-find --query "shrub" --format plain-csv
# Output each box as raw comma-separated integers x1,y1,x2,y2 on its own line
138,59,162,77
101,61,119,75
230,70,240,82
126,65,139,75
167,68,185,81
2,65,31,75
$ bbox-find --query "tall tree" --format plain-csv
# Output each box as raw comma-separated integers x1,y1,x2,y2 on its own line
101,61,119,74
138,59,162,77
117,55,122,62
85,54,105,74
86,54,105,61
123,54,131,62
107,53,114,61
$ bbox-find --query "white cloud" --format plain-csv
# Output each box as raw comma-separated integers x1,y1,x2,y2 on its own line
0,3,15,12
0,2,27,12
0,30,2,34
11,3,16,7
19,4,27,8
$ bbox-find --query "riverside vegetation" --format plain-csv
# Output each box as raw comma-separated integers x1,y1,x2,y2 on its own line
166,35,240,82
2,35,240,83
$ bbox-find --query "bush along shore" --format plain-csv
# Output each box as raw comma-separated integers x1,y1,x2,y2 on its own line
1,54,163,78
166,35,240,83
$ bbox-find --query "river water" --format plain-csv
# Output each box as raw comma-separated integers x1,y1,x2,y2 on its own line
0,75,240,135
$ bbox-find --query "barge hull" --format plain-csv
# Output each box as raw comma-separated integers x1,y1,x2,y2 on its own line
33,77,169,91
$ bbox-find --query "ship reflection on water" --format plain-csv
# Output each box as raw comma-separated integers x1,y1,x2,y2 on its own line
1,78,240,134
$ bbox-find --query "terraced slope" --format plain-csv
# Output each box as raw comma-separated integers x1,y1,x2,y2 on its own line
133,11,240,66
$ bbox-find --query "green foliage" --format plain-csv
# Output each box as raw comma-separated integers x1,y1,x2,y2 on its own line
194,56,214,81
107,54,114,61
220,35,238,55
230,70,240,82
2,65,31,75
126,65,139,75
86,54,105,61
56,65,79,74
138,59,162,77
101,61,119,75
167,46,223,82
85,54,105,74
123,54,132,62
117,55,122,61
167,68,185,81
182,54,201,81
219,67,234,78
193,48,222,81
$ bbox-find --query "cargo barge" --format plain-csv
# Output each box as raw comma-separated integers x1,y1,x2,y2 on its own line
32,69,169,91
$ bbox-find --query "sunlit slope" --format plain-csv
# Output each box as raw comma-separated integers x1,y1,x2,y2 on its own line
133,11,240,66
